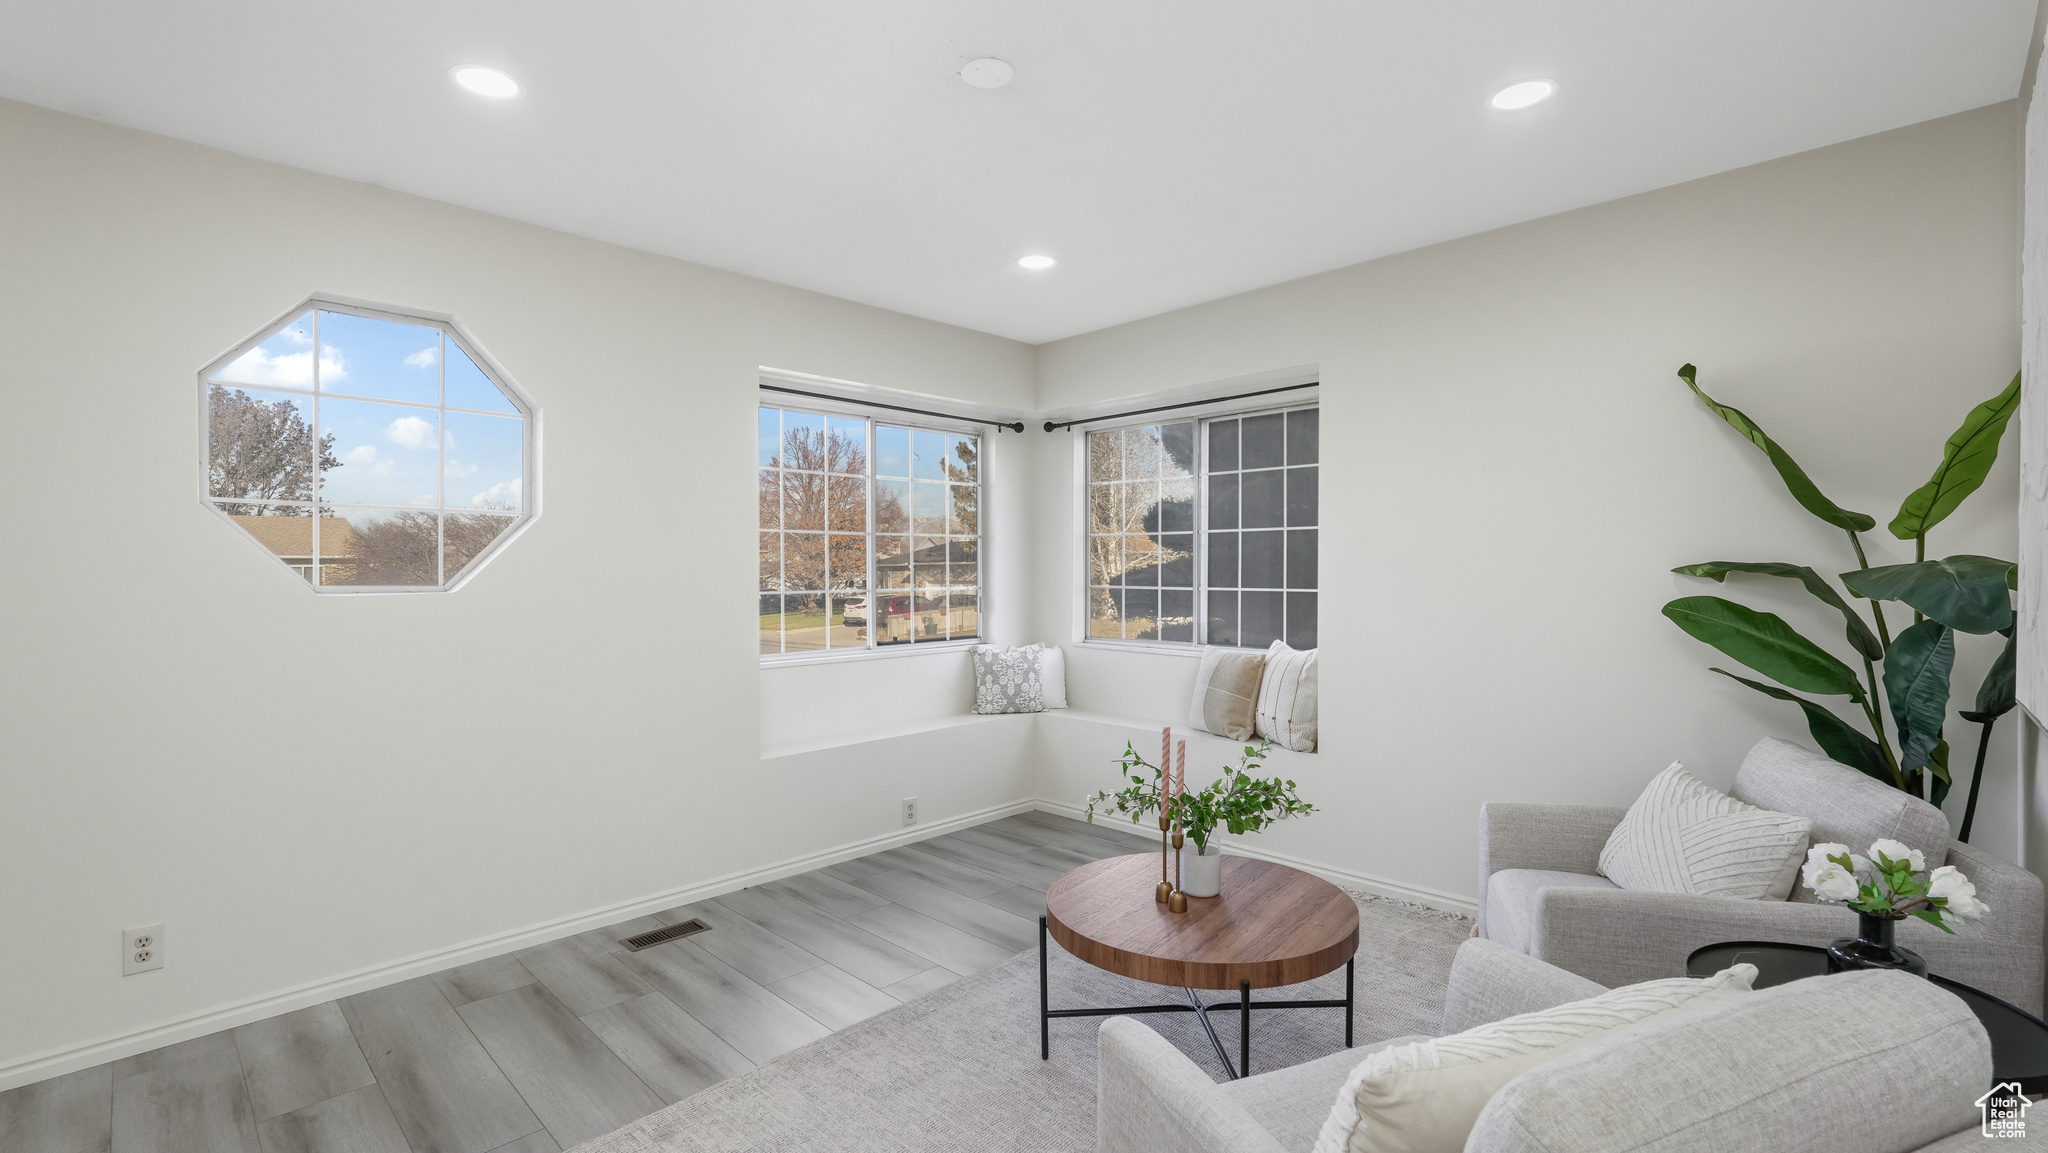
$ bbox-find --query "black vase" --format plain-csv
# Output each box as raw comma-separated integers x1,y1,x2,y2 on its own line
1826,912,1928,977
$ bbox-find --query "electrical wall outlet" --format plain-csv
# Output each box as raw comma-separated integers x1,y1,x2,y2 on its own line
122,924,164,975
901,797,918,826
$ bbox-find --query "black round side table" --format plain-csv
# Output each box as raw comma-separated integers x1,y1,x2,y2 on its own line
1688,940,2048,1096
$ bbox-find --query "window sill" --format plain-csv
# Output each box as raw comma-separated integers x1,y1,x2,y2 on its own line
1043,708,1319,754
1075,638,1206,658
761,639,981,668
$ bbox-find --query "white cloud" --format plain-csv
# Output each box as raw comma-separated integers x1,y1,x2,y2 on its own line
214,333,346,387
445,460,480,479
472,479,522,508
404,346,438,369
386,416,436,450
338,445,394,477
216,342,347,387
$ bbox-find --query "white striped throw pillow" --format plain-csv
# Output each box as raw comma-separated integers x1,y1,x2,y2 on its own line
1254,640,1318,752
1596,763,1813,901
1311,963,1757,1153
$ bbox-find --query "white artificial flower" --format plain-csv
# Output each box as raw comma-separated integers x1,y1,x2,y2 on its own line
1927,865,1975,903
1802,844,1849,889
1955,896,1991,920
1808,862,1862,903
1868,839,1926,872
1848,853,1874,881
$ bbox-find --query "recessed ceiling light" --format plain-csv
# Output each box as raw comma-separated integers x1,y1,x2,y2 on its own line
1490,79,1555,111
450,65,521,99
961,58,1014,89
1017,254,1056,271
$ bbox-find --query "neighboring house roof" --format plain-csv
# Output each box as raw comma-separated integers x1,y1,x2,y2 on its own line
877,539,978,571
231,514,358,559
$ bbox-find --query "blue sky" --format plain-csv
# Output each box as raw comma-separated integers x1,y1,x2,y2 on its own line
212,309,520,414
212,309,524,509
319,399,523,509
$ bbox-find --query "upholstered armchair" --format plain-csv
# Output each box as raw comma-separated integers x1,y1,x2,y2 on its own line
1099,938,1997,1153
1477,737,2045,1013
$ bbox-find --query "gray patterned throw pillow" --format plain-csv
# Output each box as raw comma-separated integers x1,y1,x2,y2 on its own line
972,645,1045,714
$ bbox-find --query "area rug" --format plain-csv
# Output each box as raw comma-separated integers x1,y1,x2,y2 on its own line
573,894,1472,1153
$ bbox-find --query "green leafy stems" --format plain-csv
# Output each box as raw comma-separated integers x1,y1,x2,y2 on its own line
1168,742,1317,850
1084,740,1316,850
1082,740,1172,827
1819,847,1959,934
1664,366,2019,835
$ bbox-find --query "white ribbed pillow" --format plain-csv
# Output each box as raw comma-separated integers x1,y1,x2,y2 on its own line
1254,640,1318,752
1311,964,1757,1153
1597,763,1813,901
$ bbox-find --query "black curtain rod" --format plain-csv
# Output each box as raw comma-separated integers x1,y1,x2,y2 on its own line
1041,381,1319,432
759,383,1026,433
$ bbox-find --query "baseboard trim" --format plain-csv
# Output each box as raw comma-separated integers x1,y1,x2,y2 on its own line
0,798,1041,1093
1028,799,1481,919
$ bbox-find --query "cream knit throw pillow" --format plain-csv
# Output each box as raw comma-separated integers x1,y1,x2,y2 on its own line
1311,964,1757,1153
1597,763,1813,901
1187,647,1266,740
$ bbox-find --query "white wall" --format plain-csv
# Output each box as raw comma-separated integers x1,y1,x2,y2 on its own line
1032,102,2023,904
0,97,1036,1086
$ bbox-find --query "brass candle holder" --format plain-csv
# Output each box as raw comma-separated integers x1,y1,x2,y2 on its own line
1156,812,1172,904
1168,823,1188,913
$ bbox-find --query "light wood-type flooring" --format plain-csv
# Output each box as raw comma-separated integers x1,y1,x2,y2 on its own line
0,812,1154,1153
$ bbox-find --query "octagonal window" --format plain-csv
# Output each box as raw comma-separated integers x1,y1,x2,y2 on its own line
201,297,537,591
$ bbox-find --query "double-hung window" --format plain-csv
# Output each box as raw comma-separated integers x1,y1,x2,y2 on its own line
759,401,982,657
1086,404,1317,649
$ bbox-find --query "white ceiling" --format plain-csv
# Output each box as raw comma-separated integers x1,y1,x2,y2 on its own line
1,2,2034,343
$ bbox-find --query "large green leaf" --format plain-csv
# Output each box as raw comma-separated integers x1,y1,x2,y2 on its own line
1961,631,2017,724
1677,365,1876,533
1663,596,1865,700
1929,740,1953,808
1884,620,1954,774
1839,555,2016,634
1891,372,2021,540
1710,668,1893,784
1674,561,1883,662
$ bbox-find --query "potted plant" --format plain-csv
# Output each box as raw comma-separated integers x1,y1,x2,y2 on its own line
1168,743,1316,896
1659,365,2020,837
1085,736,1316,898
1802,839,1989,976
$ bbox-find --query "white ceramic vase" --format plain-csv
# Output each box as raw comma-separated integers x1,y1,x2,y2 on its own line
1179,843,1223,898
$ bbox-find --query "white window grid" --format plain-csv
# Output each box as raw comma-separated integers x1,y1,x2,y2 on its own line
759,398,984,661
1084,402,1317,649
197,295,539,593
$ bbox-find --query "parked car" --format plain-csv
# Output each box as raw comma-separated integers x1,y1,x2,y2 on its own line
842,595,912,633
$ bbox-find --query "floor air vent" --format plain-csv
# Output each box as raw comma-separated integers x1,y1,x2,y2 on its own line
619,919,711,951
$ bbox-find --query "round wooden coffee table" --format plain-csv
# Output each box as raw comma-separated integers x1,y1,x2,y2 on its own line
1040,853,1361,1078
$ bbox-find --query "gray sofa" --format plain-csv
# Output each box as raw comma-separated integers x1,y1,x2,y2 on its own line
1098,937,2006,1153
1478,737,2045,1013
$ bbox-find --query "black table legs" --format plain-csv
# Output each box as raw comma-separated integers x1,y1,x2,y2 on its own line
1240,980,1251,1076
1345,957,1354,1048
1038,915,1357,1081
1039,915,1051,1060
